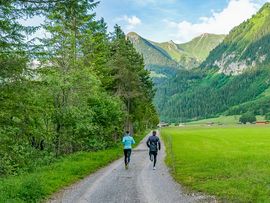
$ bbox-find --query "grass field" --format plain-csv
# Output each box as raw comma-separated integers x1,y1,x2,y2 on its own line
0,133,146,203
161,126,270,202
186,115,266,125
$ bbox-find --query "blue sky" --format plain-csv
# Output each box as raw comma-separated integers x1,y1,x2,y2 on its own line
95,0,270,43
22,0,270,43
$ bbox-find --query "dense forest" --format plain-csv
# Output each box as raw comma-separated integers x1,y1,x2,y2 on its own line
156,67,270,122
0,1,158,177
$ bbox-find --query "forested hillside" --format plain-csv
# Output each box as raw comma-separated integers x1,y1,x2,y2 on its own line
127,32,179,69
0,1,158,177
157,68,270,122
202,3,270,75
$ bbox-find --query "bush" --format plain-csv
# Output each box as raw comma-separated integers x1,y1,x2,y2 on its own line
265,113,270,121
239,112,256,124
0,130,55,177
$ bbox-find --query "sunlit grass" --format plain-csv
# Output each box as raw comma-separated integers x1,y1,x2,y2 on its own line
162,126,270,202
187,115,266,125
0,133,146,203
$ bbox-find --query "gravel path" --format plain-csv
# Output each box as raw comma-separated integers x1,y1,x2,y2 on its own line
49,132,215,203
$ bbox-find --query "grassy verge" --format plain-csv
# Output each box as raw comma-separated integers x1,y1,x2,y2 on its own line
161,126,270,202
0,132,147,203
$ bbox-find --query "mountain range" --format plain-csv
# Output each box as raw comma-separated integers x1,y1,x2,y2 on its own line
127,32,224,76
128,2,270,122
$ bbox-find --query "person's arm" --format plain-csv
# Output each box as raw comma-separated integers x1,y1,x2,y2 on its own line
132,137,135,145
122,137,125,145
158,138,161,150
146,137,150,148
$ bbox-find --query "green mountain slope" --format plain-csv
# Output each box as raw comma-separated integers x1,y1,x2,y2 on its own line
178,33,225,61
127,32,178,68
202,3,270,75
152,40,199,69
127,32,180,82
158,68,270,122
127,32,225,71
157,3,270,122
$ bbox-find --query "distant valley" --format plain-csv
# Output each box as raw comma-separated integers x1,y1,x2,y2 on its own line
128,2,270,123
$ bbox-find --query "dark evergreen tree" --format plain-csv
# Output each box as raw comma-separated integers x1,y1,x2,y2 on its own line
109,25,158,132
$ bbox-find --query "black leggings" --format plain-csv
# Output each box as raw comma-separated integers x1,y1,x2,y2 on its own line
149,151,157,167
124,149,132,165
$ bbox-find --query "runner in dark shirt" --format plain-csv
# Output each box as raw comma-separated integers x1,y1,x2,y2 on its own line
146,130,161,170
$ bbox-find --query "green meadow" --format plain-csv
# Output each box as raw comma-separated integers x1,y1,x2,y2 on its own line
162,126,270,202
186,115,266,125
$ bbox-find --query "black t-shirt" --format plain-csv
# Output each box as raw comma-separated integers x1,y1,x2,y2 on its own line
147,135,161,152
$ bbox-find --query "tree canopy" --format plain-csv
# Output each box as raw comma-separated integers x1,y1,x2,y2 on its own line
0,0,158,176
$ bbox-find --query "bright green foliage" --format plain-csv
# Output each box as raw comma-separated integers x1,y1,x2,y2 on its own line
239,112,257,124
0,1,158,177
0,0,43,176
37,0,125,155
162,126,270,202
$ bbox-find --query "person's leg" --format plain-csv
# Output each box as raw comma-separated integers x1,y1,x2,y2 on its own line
124,149,128,165
127,149,131,164
149,151,153,161
153,152,157,167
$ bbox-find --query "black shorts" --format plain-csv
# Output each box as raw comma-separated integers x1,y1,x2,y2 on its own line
149,151,157,156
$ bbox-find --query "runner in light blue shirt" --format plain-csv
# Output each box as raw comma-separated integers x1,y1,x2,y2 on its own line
122,131,135,169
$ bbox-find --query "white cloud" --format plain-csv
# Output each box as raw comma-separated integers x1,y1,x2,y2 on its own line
166,0,262,43
116,15,142,31
124,15,141,27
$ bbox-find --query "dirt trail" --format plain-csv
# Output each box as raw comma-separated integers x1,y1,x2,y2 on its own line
49,133,214,203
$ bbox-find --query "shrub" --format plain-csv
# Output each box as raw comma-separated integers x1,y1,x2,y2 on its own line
239,112,256,124
17,177,45,202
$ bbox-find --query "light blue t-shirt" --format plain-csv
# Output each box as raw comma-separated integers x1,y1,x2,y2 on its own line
122,135,135,149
